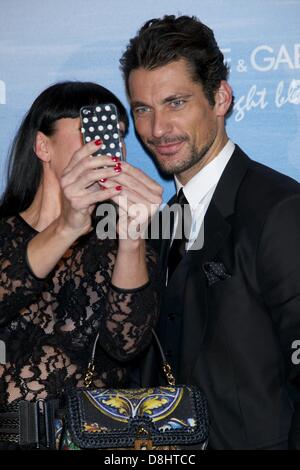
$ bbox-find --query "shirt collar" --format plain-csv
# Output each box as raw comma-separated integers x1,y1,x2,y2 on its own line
175,140,235,210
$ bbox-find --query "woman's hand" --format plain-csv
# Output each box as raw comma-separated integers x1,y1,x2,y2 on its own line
58,140,124,236
26,141,129,279
99,159,163,247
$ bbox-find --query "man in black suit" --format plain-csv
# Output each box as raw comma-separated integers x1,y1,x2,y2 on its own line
120,15,300,449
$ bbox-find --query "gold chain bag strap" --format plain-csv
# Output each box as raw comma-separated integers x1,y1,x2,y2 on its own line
58,330,209,450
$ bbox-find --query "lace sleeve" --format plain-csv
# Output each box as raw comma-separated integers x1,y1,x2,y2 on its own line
99,243,160,362
0,217,49,327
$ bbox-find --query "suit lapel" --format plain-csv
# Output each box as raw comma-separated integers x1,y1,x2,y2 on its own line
179,202,231,381
201,144,250,261
162,146,249,271
198,201,231,263
179,146,251,381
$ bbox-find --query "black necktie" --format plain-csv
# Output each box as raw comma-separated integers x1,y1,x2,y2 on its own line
167,188,192,281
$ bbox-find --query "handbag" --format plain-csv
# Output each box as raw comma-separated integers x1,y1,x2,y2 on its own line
56,330,209,450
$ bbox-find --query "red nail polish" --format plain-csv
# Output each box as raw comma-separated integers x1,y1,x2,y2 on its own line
99,178,107,183
114,166,122,173
95,139,102,146
111,156,119,162
115,185,122,191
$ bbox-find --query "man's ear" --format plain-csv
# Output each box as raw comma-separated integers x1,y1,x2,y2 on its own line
215,81,232,116
34,131,51,162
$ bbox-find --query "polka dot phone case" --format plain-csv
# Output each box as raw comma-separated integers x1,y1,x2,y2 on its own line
80,104,124,159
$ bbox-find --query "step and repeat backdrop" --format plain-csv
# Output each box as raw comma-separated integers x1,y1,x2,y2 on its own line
0,0,300,202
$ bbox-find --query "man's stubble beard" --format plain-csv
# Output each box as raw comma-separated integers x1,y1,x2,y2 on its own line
147,131,217,177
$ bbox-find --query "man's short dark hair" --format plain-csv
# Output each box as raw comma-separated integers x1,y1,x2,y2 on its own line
120,14,233,112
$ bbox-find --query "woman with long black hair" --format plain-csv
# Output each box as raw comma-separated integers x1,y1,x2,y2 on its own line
0,81,162,448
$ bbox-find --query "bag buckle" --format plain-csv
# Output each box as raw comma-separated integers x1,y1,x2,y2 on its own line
134,427,153,450
19,401,40,448
19,399,61,449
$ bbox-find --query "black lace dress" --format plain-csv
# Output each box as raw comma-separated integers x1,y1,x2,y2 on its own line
0,215,159,405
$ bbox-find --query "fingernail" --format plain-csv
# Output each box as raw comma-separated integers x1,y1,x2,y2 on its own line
115,185,122,191
99,178,107,183
114,166,122,173
111,156,119,162
95,139,102,146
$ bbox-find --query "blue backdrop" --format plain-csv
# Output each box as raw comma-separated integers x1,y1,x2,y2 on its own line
1,0,300,202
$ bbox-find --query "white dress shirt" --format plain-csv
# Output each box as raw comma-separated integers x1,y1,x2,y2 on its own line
173,139,235,251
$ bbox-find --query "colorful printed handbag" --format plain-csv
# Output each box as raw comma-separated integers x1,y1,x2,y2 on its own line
56,331,209,450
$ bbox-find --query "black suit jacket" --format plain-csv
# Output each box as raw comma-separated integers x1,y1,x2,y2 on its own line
141,145,300,449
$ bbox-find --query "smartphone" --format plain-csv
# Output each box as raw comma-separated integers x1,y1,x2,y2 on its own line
80,103,125,159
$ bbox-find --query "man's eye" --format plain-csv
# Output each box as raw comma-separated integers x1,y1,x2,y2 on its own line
134,106,150,115
170,99,186,108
